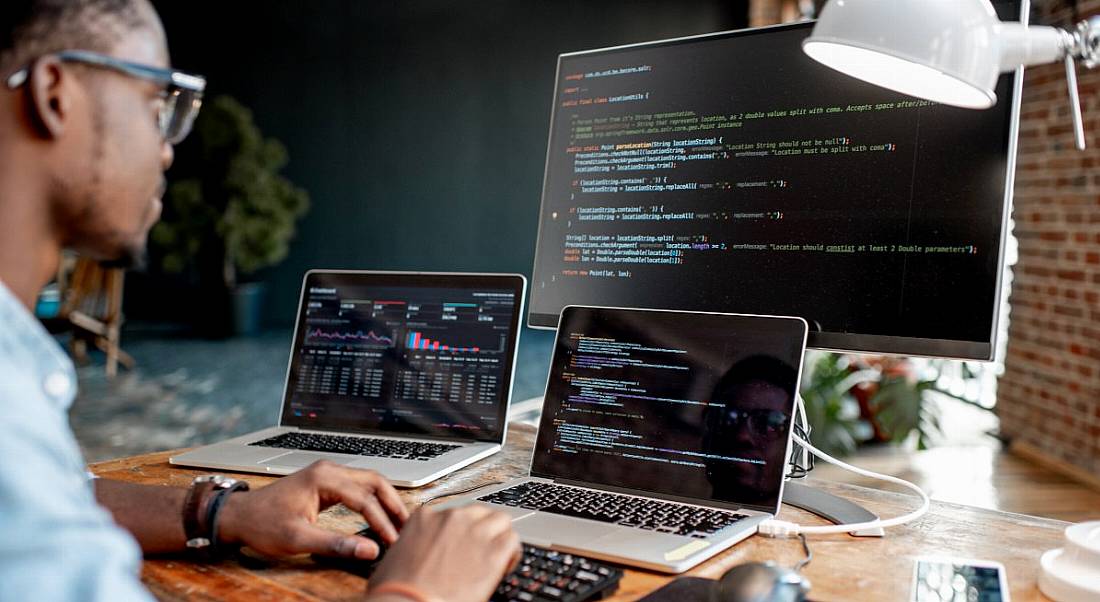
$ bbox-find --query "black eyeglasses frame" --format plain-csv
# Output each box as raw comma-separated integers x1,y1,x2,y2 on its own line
5,50,206,144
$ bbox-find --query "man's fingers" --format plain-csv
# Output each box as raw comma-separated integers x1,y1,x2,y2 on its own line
487,518,523,571
313,464,410,527
345,534,382,560
358,497,400,544
491,528,523,573
474,507,515,540
324,480,400,543
344,468,409,525
308,466,403,542
507,533,523,571
370,476,409,524
291,525,380,559
470,507,522,574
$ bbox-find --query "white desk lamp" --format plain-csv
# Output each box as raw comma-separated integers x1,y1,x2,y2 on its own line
802,0,1100,149
802,2,1100,600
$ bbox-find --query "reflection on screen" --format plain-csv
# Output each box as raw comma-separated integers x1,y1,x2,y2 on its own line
533,308,806,511
283,277,520,441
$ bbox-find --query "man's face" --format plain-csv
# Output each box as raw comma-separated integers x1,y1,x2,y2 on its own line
58,3,173,267
705,380,792,496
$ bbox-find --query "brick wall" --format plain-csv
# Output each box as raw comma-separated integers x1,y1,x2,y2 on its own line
997,0,1100,478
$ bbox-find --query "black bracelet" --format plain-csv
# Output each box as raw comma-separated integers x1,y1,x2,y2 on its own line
204,482,249,557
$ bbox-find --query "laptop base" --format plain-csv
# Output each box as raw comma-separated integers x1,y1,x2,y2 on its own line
439,477,770,574
170,427,500,488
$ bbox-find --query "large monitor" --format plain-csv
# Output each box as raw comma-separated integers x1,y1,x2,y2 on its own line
528,2,1023,360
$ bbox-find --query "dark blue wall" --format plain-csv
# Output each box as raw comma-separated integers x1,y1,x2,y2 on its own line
147,1,748,325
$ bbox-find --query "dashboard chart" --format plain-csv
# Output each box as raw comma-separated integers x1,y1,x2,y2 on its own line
284,279,521,440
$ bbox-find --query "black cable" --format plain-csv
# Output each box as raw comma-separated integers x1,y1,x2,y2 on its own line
420,480,505,506
786,422,815,479
793,533,813,573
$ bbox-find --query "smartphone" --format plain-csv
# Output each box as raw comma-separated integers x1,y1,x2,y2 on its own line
911,556,1010,602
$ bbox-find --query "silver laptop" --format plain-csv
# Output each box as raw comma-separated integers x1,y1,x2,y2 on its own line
441,306,807,573
171,270,526,487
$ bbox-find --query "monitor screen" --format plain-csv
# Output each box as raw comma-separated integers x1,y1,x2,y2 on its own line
281,271,525,442
528,2,1022,359
532,307,808,513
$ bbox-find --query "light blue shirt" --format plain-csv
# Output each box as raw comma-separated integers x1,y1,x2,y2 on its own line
0,280,152,601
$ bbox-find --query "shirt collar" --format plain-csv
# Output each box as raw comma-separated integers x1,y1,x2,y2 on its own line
0,278,77,410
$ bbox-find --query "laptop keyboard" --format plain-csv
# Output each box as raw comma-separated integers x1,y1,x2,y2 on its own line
249,432,460,460
478,482,748,538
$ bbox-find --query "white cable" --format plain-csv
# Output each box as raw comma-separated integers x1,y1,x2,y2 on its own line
761,409,931,537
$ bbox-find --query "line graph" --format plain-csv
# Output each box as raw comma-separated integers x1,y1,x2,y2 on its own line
306,328,395,347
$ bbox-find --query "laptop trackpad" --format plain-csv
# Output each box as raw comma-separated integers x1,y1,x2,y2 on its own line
259,451,356,469
512,513,620,546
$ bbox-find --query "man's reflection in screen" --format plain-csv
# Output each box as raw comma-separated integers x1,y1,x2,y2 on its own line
703,355,797,505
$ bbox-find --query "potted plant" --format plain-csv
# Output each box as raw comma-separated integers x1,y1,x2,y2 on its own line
151,95,309,336
800,351,992,457
856,357,990,450
798,352,877,458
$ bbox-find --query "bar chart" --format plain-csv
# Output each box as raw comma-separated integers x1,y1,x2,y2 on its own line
405,331,483,353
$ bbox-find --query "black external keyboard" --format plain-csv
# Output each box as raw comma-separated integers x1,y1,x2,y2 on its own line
313,528,622,602
492,544,622,602
478,482,747,538
249,432,459,460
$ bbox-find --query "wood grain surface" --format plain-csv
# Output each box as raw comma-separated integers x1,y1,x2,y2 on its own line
89,424,1066,601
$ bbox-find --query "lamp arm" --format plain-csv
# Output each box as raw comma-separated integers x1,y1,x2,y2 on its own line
995,23,1073,71
1071,16,1100,68
1064,54,1087,150
1063,17,1100,149
996,19,1100,151
994,16,1100,72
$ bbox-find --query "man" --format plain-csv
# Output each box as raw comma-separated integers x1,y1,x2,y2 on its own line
703,355,798,505
0,1,519,601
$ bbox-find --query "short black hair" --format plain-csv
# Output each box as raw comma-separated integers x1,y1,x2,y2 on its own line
712,354,798,397
0,0,145,73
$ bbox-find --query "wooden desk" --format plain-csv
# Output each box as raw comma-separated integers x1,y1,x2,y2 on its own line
90,424,1066,601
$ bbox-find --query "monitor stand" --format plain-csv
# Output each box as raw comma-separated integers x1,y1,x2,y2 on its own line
781,481,884,537
783,394,884,537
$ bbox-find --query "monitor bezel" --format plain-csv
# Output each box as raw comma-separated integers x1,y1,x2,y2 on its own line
278,269,527,444
526,3,1024,361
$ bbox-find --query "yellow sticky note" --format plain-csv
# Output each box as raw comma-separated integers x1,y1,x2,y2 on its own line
664,539,711,561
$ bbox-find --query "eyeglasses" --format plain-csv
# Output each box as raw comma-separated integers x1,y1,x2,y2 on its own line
5,50,206,145
718,408,789,439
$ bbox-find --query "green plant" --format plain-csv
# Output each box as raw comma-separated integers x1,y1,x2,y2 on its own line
799,352,877,457
151,95,309,287
800,352,991,457
866,359,990,451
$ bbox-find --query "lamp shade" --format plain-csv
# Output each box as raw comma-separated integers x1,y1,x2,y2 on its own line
802,0,1065,109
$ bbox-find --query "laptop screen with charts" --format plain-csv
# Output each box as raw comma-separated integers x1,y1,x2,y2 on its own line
280,271,526,443
532,306,808,514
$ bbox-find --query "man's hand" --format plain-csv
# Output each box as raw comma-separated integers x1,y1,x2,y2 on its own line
217,461,409,560
367,504,522,602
